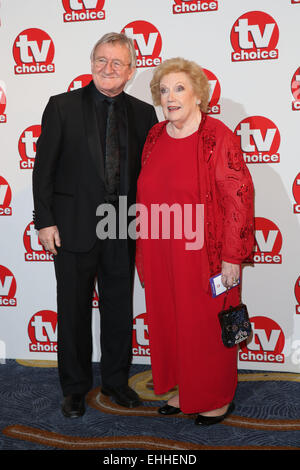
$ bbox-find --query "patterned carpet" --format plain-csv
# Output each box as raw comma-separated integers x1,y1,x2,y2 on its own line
1,359,300,452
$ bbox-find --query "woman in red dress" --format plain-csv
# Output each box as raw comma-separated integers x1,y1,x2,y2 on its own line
136,58,254,425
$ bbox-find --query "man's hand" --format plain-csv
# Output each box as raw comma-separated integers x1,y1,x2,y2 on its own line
221,261,240,289
38,225,61,255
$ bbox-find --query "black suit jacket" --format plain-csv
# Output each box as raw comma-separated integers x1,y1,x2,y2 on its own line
32,81,158,254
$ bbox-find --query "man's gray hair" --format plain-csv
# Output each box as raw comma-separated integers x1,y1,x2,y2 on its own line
90,32,136,68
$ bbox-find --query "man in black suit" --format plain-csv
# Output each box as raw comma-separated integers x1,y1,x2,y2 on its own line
32,33,157,418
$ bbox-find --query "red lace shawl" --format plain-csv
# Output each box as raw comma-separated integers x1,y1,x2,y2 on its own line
136,114,254,292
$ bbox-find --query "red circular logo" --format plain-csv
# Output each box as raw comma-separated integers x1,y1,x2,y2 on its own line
68,74,92,92
240,316,285,364
0,265,17,306
121,21,162,68
291,67,300,100
234,116,280,163
13,28,55,74
23,221,54,262
132,313,150,360
293,172,300,213
62,0,105,10
231,11,279,62
92,286,99,308
0,176,12,211
253,217,282,264
18,125,41,169
295,276,300,305
291,67,300,110
203,68,221,114
293,173,300,204
28,310,57,353
0,84,6,116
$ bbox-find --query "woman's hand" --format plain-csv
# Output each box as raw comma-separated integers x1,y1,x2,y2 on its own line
221,261,240,289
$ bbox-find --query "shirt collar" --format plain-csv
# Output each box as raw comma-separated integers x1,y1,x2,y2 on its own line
91,80,124,105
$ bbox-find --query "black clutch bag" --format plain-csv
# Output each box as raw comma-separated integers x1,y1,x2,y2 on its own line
218,289,252,348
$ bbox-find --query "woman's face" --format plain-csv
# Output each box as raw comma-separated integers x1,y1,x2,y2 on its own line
159,72,200,126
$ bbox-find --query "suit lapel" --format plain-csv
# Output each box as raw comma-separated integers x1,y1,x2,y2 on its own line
82,82,105,181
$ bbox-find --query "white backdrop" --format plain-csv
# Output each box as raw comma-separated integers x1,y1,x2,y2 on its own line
0,0,299,373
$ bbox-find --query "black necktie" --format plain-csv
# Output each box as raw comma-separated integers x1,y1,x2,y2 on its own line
105,99,120,203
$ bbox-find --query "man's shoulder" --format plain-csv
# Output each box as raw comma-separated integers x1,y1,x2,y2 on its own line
50,83,88,104
124,92,154,112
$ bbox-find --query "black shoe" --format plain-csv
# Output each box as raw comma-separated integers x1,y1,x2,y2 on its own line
101,385,141,408
195,402,235,426
61,394,85,418
158,404,181,415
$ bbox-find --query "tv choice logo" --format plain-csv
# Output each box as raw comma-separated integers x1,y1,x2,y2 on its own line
203,68,221,115
13,28,55,75
0,265,17,307
253,217,282,264
234,116,280,164
28,310,57,353
68,74,92,92
293,173,300,214
92,286,99,308
132,313,150,360
62,0,105,22
0,83,7,123
292,0,300,3
239,316,285,364
294,276,300,316
291,67,300,111
231,11,279,62
0,176,12,216
23,221,54,262
18,125,41,170
122,21,162,69
172,0,218,14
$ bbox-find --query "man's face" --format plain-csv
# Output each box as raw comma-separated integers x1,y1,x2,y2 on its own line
91,42,135,97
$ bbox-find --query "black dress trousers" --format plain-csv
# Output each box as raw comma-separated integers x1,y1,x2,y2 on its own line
54,236,134,397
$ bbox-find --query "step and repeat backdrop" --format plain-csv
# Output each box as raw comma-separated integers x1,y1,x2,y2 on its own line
0,0,299,372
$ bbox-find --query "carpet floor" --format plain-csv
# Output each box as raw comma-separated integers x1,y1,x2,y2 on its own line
1,359,300,455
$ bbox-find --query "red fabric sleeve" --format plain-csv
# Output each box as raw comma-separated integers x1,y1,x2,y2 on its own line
214,130,254,265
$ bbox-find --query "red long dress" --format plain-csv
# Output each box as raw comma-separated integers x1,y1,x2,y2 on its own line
136,116,254,414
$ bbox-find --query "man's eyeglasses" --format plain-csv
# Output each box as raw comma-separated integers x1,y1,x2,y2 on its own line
93,58,131,70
